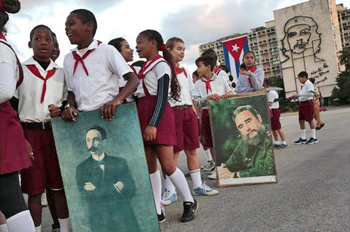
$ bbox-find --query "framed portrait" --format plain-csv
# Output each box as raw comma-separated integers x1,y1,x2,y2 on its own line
52,103,159,232
208,91,277,187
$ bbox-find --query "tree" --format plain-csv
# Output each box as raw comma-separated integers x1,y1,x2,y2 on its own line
338,46,350,70
268,76,298,112
331,70,350,105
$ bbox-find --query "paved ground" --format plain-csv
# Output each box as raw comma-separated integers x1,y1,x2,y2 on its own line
39,105,350,231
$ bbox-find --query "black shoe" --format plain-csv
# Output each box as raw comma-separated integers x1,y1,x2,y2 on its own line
181,199,198,222
294,138,307,144
316,127,320,130
320,123,325,130
158,212,166,223
52,223,60,232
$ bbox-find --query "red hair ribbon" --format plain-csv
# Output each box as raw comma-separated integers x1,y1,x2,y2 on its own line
0,0,4,11
160,44,166,51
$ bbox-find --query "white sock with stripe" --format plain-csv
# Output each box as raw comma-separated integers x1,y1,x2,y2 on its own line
169,168,194,203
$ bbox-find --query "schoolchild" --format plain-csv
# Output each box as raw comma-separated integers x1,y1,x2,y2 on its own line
0,1,35,231
61,9,139,122
201,48,229,83
192,71,215,171
108,37,137,103
236,51,264,93
50,32,60,62
160,37,218,206
135,30,197,222
263,79,287,149
290,71,317,144
192,56,233,180
16,24,70,232
309,78,325,130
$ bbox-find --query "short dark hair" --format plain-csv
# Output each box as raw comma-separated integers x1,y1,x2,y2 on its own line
166,37,184,50
243,50,256,59
108,37,126,53
195,56,215,71
132,60,145,68
70,9,97,37
29,24,53,41
309,78,315,84
298,71,308,79
232,105,260,123
264,78,273,87
86,126,107,140
201,49,217,61
192,70,199,78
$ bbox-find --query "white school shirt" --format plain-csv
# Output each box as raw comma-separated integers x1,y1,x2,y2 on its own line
236,67,264,93
298,79,314,102
216,68,229,83
192,73,232,109
16,57,66,122
0,39,19,103
63,40,133,111
134,59,172,98
170,65,194,107
268,90,279,109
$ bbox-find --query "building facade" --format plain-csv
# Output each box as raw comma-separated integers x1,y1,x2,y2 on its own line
337,4,350,47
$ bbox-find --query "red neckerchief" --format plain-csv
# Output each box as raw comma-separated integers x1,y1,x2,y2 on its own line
201,77,213,94
72,40,102,76
214,66,221,75
300,84,305,90
26,64,56,103
137,55,163,80
0,37,24,89
129,64,137,74
246,65,257,88
176,66,187,77
0,32,6,41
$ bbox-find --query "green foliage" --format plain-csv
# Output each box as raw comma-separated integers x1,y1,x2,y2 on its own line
338,46,350,70
331,70,350,104
268,76,298,112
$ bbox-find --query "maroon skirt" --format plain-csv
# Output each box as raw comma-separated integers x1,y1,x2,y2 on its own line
137,96,177,146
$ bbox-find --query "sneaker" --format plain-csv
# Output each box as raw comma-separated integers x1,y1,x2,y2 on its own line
319,123,325,130
208,170,217,180
278,144,288,149
307,137,318,144
193,182,219,196
181,199,198,222
158,212,166,223
294,138,307,144
201,160,215,171
52,223,60,232
161,189,177,206
41,192,48,207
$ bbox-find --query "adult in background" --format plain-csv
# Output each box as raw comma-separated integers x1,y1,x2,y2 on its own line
309,78,325,130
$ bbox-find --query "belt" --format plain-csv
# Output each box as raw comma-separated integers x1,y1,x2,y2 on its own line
173,105,192,110
21,122,52,130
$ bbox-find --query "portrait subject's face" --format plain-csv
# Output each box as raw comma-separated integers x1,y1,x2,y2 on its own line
287,24,311,54
235,110,262,140
86,129,106,156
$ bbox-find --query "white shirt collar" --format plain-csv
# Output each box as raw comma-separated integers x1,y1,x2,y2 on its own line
92,152,105,161
70,40,99,55
22,56,60,71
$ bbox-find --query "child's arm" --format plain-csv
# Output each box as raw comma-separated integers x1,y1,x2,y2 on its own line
249,68,264,91
144,74,170,141
0,63,16,104
236,74,251,93
61,91,79,122
100,72,139,121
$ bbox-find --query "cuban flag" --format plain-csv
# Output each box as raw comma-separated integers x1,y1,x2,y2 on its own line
223,35,249,84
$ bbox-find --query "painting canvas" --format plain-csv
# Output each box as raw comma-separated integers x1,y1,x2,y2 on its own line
51,103,159,232
208,91,277,187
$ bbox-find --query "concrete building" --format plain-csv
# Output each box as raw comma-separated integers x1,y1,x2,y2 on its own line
248,21,282,79
273,0,344,99
337,4,350,47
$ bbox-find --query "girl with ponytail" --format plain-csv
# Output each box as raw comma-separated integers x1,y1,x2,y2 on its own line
135,29,198,223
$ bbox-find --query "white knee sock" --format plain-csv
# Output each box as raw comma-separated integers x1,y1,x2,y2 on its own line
35,225,41,232
58,217,71,232
205,149,212,161
164,175,176,192
149,171,162,214
6,210,35,232
301,129,306,139
311,129,316,139
189,169,202,189
0,224,9,232
169,168,194,203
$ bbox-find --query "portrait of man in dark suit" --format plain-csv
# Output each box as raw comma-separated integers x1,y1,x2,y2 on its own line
75,126,140,232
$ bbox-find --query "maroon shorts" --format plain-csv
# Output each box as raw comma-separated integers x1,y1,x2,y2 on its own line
137,96,177,146
200,110,213,148
20,129,64,195
271,109,281,130
173,107,200,153
299,100,314,122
